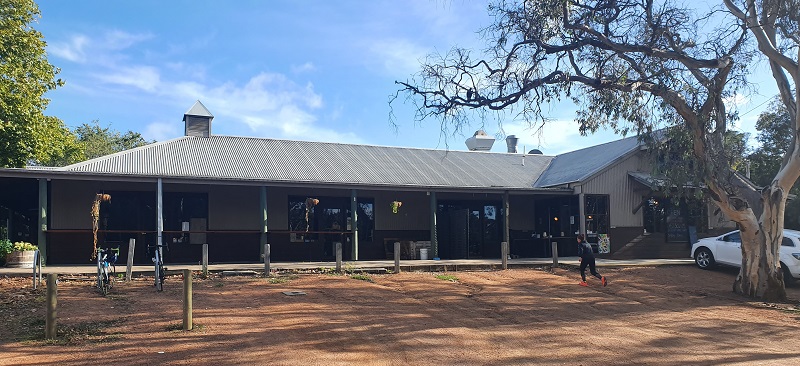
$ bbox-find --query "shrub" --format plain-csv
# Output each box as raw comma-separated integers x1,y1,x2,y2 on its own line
13,242,38,251
0,239,11,264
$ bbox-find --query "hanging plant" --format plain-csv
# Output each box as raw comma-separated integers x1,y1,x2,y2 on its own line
391,200,403,214
90,193,112,259
305,198,319,231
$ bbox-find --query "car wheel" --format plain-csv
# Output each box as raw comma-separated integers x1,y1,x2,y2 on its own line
694,248,715,269
782,265,796,287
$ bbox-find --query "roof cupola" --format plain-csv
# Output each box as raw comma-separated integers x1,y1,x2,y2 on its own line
183,100,213,137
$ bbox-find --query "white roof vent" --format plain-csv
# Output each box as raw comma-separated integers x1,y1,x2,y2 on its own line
465,130,495,151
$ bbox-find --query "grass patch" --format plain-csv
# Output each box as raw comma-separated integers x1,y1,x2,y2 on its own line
214,282,224,287
350,273,373,282
435,274,459,282
317,267,338,275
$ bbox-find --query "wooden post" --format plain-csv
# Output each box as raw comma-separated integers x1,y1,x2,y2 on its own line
183,270,192,331
552,241,559,266
45,273,57,339
264,243,271,277
501,241,508,270
394,241,400,274
202,243,209,278
126,238,136,282
335,242,342,272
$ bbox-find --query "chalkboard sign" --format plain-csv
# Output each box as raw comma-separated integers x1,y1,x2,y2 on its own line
688,226,698,244
666,214,688,242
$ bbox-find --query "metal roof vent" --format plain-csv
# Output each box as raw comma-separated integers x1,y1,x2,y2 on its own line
465,130,495,151
528,149,543,155
183,100,213,137
506,135,519,153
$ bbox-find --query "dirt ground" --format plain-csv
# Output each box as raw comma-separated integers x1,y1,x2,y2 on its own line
1,264,800,366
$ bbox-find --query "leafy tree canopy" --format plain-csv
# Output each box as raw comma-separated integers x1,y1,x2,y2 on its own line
0,0,75,167
73,120,153,161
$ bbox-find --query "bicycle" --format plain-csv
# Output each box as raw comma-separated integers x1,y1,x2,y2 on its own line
96,247,120,296
148,243,168,291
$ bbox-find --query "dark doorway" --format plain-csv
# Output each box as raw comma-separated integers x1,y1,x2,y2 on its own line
438,201,502,259
0,178,39,245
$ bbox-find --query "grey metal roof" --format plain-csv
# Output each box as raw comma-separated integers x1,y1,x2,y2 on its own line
58,136,557,190
534,135,642,187
184,100,213,118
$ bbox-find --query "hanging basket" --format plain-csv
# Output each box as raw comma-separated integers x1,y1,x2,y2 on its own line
391,201,403,214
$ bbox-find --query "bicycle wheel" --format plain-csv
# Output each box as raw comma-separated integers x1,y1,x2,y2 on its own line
100,267,110,296
154,249,164,292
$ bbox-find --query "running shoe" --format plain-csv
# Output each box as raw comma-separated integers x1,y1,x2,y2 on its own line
579,281,588,287
601,276,607,287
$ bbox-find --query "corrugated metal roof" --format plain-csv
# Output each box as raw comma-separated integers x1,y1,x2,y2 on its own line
58,136,557,190
534,135,642,187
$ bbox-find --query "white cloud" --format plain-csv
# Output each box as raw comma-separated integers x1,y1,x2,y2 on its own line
49,34,90,63
495,119,621,155
96,65,161,92
143,122,181,141
369,38,428,75
50,31,352,144
291,62,316,73
49,30,152,65
724,94,749,110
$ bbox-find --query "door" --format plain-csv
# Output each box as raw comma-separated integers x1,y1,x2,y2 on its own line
449,209,469,259
716,231,742,265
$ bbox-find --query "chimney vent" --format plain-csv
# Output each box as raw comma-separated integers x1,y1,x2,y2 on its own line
183,100,213,137
506,135,519,153
465,130,495,151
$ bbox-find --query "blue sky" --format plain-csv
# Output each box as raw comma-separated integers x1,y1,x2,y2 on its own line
36,0,779,155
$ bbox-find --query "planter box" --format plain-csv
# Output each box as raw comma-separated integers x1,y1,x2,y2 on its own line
6,250,36,268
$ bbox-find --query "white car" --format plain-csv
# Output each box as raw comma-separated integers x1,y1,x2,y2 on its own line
691,229,800,283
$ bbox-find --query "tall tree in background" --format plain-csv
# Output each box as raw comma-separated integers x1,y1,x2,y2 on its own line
0,0,77,167
395,0,797,300
74,120,153,160
745,99,800,230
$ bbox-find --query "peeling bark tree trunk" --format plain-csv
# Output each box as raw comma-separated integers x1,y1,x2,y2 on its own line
734,185,787,301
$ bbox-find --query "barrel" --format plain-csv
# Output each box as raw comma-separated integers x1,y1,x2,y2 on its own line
5,250,35,268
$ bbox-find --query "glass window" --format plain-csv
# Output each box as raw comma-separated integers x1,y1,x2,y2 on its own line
585,195,609,234
723,232,741,243
782,237,795,247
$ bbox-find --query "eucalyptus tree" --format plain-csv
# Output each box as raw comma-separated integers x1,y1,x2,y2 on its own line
394,0,795,300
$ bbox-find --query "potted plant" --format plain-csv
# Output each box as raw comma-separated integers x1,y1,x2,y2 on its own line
5,241,38,268
391,201,402,214
0,239,12,266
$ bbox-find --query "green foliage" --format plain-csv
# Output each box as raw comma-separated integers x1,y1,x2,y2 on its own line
0,238,12,259
73,120,153,160
0,0,75,168
435,274,458,282
12,241,37,251
350,273,373,282
744,99,800,229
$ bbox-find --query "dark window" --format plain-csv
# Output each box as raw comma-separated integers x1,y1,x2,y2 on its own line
723,232,741,242
287,195,374,243
163,193,208,231
104,191,156,231
585,195,609,234
782,237,795,247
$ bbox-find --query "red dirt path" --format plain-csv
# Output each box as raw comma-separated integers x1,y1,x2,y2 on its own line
2,265,800,365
